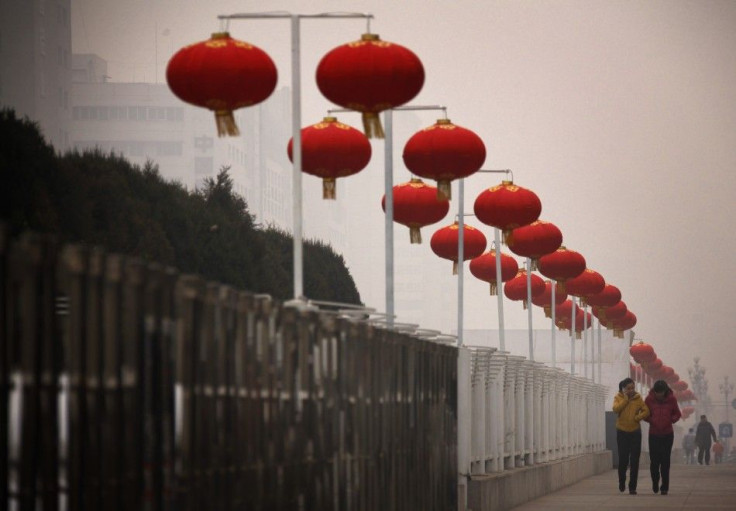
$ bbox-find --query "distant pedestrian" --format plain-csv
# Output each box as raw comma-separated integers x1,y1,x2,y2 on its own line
682,428,696,464
695,415,717,465
613,377,649,494
712,440,724,464
644,380,681,495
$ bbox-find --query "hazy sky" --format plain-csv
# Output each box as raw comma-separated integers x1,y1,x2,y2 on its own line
71,0,736,408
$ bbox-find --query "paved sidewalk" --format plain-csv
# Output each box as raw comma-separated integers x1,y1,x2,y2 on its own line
511,463,736,510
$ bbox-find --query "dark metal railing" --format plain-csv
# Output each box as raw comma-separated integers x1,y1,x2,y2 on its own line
1,229,457,510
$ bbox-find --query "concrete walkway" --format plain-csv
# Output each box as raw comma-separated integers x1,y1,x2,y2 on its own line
510,463,736,510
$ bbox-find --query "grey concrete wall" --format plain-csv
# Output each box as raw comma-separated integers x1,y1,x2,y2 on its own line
466,451,612,511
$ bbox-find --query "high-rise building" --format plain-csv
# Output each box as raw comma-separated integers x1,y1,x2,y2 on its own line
0,0,72,151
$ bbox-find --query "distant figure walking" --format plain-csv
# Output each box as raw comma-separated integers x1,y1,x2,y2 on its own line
712,440,724,464
644,380,681,495
613,378,650,494
682,428,696,464
695,415,718,465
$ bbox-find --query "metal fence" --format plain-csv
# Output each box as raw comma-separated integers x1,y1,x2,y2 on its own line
1,230,458,511
457,346,607,502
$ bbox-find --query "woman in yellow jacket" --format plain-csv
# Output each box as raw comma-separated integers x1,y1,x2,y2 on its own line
613,377,650,494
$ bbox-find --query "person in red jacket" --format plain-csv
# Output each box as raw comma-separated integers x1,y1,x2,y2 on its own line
644,380,682,495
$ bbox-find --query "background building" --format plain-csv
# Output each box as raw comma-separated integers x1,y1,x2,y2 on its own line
0,0,72,151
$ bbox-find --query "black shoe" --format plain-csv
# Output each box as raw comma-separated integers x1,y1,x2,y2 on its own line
652,481,659,494
661,490,668,495
629,490,637,495
619,481,625,492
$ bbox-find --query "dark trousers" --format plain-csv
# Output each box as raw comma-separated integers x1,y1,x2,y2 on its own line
698,442,712,464
617,429,641,490
649,433,674,491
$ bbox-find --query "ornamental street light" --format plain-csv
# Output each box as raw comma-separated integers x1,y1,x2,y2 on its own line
217,11,374,305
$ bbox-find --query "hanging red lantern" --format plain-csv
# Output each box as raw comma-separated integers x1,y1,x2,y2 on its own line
586,284,622,309
643,358,663,374
469,250,519,295
611,310,637,338
507,220,563,269
556,307,590,339
402,119,486,200
593,300,628,328
531,280,567,318
167,32,277,136
287,116,371,199
382,178,449,244
430,221,487,274
630,342,656,363
665,372,680,385
503,268,546,309
473,181,542,242
671,380,688,392
565,269,605,306
316,33,424,138
537,246,586,294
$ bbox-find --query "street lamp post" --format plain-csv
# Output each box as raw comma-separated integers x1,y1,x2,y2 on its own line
688,357,708,420
330,104,448,329
217,11,374,304
457,170,511,350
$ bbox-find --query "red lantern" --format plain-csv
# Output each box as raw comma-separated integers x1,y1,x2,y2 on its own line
316,33,424,138
671,380,688,392
611,311,637,338
556,299,576,322
593,300,627,328
287,117,371,199
402,119,486,199
556,307,590,339
166,32,277,136
630,342,656,363
382,178,449,244
666,372,680,385
537,247,586,294
531,281,567,318
586,285,622,308
565,269,605,305
473,181,542,242
507,220,563,269
503,268,546,309
643,357,663,374
469,250,519,295
430,222,487,274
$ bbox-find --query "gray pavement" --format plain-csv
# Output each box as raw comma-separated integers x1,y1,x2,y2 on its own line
511,462,736,510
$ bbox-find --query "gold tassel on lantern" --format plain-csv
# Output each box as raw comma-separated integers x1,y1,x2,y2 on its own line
215,110,240,137
522,300,528,310
544,306,551,319
409,225,422,244
452,260,458,275
557,280,566,294
322,178,337,199
489,282,498,295
362,112,385,139
576,331,582,339
437,180,451,200
530,258,539,271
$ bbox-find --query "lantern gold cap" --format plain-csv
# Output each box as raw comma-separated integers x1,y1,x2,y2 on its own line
437,118,452,125
323,116,337,122
502,179,514,185
361,33,380,41
211,32,230,39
